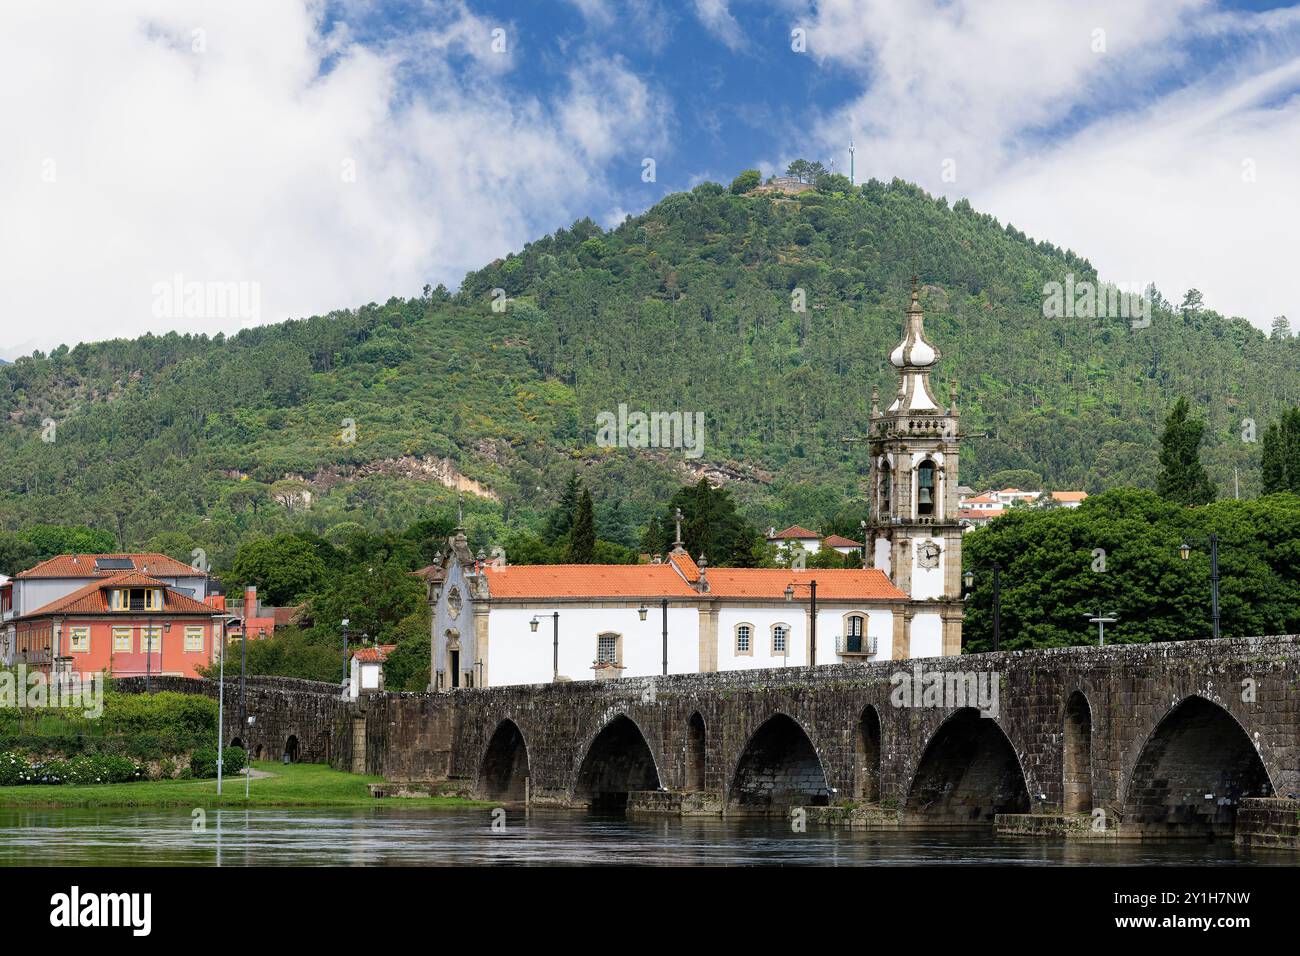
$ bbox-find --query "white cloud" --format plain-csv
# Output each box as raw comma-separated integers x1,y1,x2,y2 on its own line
787,0,1300,329
0,0,672,355
694,0,747,51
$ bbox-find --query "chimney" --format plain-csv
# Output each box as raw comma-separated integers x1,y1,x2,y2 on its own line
244,585,258,621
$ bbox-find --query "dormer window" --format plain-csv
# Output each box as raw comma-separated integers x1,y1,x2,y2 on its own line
111,588,163,612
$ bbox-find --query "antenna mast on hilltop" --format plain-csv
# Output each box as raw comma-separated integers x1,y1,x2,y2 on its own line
848,140,856,185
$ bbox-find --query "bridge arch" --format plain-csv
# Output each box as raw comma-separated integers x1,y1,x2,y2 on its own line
906,707,1030,824
729,713,829,810
573,714,663,811
1123,695,1274,836
476,718,530,802
854,705,882,802
1062,690,1093,814
685,712,706,791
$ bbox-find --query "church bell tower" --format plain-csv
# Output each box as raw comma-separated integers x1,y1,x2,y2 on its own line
865,279,963,656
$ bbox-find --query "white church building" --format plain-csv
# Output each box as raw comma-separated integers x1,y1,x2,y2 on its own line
428,283,964,689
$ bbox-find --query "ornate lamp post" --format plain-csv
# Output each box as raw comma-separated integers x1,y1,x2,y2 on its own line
783,580,818,665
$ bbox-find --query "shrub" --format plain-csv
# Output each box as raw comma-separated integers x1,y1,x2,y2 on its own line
224,746,247,776
189,747,218,779
158,758,177,780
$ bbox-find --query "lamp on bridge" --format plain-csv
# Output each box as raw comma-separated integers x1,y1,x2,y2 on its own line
962,563,1002,652
1176,534,1221,640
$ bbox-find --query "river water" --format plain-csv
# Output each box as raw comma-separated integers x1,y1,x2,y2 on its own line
0,807,1290,866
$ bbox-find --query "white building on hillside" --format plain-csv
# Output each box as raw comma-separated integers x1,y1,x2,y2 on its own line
428,282,964,688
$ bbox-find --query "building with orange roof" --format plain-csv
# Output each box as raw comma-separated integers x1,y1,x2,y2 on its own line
5,567,226,679
425,289,967,688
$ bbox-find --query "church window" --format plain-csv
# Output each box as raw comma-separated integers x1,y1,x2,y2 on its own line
878,462,892,517
771,624,788,655
735,624,753,655
597,632,619,664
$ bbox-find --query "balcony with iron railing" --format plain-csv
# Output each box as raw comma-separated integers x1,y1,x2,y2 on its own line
835,633,878,658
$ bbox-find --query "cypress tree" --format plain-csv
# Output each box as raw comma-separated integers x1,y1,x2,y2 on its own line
567,489,596,563
1156,397,1216,505
1261,408,1300,494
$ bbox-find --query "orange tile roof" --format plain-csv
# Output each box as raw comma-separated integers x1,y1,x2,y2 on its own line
768,525,821,540
482,564,699,599
958,508,1004,520
353,644,397,663
1051,491,1088,502
668,551,700,582
704,568,907,601
821,534,863,548
16,553,201,580
21,571,220,618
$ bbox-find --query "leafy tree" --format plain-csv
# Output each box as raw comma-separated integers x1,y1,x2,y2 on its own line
306,559,424,644
815,172,853,194
661,479,764,567
730,169,761,195
962,488,1300,651
227,535,328,606
1156,398,1216,505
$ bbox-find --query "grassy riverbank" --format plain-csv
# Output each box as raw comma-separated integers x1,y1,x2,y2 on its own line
0,761,489,809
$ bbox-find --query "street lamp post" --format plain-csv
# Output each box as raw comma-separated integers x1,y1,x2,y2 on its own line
341,618,351,688
216,614,226,796
245,715,256,798
963,562,1002,651
1177,534,1221,640
1085,611,1119,646
783,580,818,666
638,599,671,676
530,612,560,681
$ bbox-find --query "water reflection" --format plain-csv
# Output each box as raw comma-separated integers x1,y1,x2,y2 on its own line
0,807,1286,866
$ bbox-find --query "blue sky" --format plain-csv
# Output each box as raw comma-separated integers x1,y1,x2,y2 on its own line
2,0,1300,354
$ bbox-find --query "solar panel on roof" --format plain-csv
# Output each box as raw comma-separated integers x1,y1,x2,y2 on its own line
94,558,135,571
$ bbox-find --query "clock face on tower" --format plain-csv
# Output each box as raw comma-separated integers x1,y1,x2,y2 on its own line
917,540,941,569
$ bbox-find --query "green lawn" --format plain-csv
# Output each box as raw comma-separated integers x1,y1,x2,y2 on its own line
0,761,489,809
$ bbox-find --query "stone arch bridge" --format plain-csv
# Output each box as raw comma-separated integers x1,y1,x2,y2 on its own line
348,635,1300,836
125,638,1300,837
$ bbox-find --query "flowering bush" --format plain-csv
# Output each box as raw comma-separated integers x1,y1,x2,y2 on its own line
0,751,144,786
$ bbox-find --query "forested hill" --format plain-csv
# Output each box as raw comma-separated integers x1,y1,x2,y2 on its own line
1,176,1295,569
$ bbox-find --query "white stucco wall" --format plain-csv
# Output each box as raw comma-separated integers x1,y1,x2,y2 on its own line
486,604,701,686
910,610,943,658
